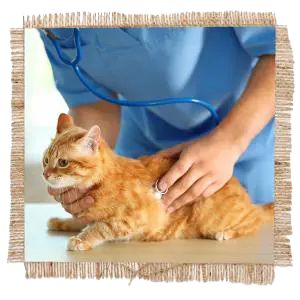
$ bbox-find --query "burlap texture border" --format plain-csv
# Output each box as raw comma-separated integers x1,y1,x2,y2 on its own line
8,12,293,284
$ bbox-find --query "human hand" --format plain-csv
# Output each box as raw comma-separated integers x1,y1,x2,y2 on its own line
48,187,95,223
157,133,244,213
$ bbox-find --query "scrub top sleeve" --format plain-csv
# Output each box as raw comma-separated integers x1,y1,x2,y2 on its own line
38,30,114,109
234,27,276,58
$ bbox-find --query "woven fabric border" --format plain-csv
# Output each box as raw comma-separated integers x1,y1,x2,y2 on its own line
8,12,293,284
24,262,274,284
23,12,276,28
9,28,24,262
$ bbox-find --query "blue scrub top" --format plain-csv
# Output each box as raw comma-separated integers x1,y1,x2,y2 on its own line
39,27,275,204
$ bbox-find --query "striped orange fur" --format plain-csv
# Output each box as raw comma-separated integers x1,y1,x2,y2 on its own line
45,114,274,251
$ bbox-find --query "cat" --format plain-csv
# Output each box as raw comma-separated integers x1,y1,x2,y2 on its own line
44,113,274,251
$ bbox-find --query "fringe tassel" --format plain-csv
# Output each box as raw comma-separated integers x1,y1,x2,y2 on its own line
8,28,24,262
24,262,275,284
274,26,293,266
23,11,276,28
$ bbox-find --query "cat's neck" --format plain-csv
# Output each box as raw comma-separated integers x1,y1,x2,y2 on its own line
79,140,117,188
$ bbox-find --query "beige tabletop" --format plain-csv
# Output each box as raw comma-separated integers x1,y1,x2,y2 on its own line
25,203,273,264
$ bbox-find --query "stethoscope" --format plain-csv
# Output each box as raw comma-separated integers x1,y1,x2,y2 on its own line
44,28,221,125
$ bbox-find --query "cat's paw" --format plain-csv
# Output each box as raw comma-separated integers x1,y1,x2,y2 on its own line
67,236,92,251
48,218,62,231
215,231,233,241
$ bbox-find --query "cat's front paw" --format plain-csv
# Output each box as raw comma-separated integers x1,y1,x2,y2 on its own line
48,218,62,231
67,236,92,251
215,231,233,241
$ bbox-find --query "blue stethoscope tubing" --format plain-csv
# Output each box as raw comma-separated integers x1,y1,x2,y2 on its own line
47,28,221,125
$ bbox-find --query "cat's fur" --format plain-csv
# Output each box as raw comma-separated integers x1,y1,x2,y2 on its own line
44,114,274,251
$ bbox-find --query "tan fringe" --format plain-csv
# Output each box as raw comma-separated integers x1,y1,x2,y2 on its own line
23,12,276,28
274,26,293,266
8,28,24,262
8,12,293,283
24,262,275,285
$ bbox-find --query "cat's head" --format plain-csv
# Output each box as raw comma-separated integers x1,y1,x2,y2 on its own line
42,113,103,189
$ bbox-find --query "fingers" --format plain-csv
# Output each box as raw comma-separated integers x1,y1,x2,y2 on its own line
48,186,70,196
162,165,205,207
158,144,185,158
61,188,86,204
202,182,223,198
48,186,95,217
63,196,95,215
166,176,214,213
158,156,191,192
190,176,214,200
73,215,93,225
166,195,192,214
54,188,86,204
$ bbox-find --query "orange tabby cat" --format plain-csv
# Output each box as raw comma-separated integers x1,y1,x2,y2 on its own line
44,113,274,251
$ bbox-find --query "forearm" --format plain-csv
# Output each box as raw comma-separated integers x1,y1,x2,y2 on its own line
70,101,121,148
213,55,275,154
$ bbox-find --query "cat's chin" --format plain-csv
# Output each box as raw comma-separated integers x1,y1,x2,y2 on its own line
48,183,75,189
42,174,80,189
43,175,95,190
47,180,92,190
45,179,79,190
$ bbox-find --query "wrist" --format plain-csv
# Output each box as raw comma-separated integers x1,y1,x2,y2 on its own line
209,126,250,158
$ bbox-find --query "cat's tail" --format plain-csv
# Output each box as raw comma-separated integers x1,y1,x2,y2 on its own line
261,203,274,224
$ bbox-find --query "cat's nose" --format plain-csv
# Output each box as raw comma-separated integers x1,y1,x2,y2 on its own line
43,169,52,179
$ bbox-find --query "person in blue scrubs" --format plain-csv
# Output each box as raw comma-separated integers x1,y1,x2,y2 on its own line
41,27,275,218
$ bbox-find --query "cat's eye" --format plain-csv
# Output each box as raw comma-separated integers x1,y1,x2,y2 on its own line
58,159,69,168
44,157,49,165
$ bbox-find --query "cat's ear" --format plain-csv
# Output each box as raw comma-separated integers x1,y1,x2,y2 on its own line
57,113,74,134
80,125,101,155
